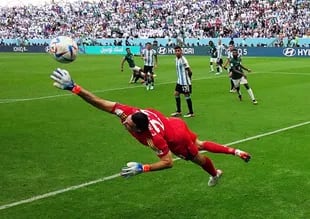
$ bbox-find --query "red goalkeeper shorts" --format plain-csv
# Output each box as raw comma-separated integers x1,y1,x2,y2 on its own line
167,118,198,160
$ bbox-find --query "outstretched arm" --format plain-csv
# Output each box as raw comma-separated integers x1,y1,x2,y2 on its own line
240,64,251,72
50,68,116,112
120,151,173,178
148,151,174,171
77,87,116,112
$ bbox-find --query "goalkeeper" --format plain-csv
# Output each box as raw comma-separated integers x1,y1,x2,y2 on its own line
50,69,252,187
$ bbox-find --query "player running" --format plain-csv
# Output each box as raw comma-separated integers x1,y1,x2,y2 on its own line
230,49,258,104
50,68,252,187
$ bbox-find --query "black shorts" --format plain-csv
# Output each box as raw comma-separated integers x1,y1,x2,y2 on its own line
175,84,192,94
217,58,223,66
143,66,154,74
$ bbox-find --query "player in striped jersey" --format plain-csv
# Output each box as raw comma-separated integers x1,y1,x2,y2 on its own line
223,44,237,92
171,46,194,118
141,42,158,90
215,39,225,75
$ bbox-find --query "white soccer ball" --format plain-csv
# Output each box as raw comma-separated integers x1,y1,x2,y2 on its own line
49,36,78,63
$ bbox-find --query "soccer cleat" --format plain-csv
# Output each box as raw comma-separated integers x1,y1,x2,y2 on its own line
238,94,242,101
230,89,236,93
253,100,258,105
171,112,182,117
235,149,251,163
215,72,221,75
183,113,194,118
208,169,223,187
150,85,154,90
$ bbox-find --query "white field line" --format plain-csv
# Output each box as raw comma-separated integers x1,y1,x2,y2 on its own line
0,120,309,211
0,71,308,104
0,75,221,104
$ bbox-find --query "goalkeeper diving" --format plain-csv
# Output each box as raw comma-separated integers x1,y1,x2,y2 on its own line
50,68,252,187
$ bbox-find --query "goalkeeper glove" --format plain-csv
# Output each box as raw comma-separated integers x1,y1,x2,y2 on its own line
50,68,81,94
120,162,150,178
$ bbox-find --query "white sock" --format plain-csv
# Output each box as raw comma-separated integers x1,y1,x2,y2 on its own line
210,65,214,71
247,88,255,100
235,149,241,156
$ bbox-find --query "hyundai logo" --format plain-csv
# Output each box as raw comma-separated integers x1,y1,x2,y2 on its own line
283,48,296,57
157,47,167,55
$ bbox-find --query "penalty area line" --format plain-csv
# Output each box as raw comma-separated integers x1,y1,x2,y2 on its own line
0,120,309,211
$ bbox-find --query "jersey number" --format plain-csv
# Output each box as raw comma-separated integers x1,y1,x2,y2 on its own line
140,110,164,133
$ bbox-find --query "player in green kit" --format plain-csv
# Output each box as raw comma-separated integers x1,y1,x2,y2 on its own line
121,48,145,84
230,49,258,105
209,41,217,73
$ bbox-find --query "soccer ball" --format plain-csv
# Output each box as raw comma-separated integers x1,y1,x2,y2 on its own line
49,36,78,63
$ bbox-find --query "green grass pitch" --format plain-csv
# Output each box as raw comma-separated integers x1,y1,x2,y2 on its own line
0,53,309,219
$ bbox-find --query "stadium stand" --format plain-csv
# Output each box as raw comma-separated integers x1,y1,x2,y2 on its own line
0,0,309,46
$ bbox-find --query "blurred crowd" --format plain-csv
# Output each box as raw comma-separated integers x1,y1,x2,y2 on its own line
0,0,309,41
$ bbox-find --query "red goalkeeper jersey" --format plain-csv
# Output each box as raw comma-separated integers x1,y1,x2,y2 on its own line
111,103,198,160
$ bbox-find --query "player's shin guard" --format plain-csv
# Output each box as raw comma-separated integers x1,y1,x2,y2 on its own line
175,96,181,113
202,156,217,177
202,141,235,154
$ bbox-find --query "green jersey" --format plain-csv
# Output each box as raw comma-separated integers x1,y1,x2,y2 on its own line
209,45,217,58
230,57,243,79
124,52,135,68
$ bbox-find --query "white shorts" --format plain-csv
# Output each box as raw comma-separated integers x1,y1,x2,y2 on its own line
232,76,248,87
210,58,217,63
130,66,141,72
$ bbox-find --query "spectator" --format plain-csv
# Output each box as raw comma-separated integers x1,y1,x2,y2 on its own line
0,0,308,40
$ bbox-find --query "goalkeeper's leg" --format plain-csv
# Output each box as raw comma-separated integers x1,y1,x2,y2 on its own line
192,153,223,186
196,139,251,162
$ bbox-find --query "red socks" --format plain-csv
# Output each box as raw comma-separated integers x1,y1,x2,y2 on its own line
202,141,235,155
201,156,217,176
